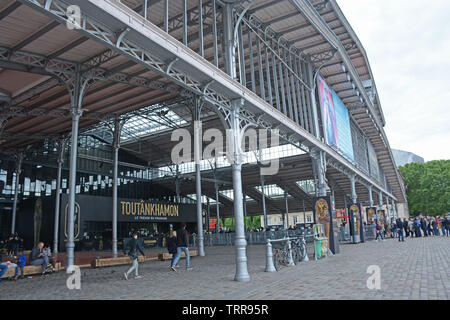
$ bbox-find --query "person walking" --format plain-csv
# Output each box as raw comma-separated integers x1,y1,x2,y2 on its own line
415,218,421,237
420,218,427,237
426,218,433,237
391,221,397,239
442,217,449,237
408,219,414,238
375,221,384,242
396,218,405,242
431,218,438,236
403,219,409,238
167,230,178,269
171,223,192,271
123,232,145,280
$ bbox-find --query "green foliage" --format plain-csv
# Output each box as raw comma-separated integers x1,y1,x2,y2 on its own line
399,160,450,216
220,216,262,231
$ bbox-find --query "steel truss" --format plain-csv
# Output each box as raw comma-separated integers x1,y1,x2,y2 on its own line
14,0,397,202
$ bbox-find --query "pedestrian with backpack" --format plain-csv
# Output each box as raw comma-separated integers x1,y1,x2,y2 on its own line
171,223,193,271
375,221,384,242
123,232,145,280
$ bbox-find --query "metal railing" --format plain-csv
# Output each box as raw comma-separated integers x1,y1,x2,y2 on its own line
190,229,315,247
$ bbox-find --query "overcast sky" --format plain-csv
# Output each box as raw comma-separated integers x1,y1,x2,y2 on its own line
336,0,450,162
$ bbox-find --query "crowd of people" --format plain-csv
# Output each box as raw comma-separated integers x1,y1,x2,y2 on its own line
374,215,449,242
0,234,57,282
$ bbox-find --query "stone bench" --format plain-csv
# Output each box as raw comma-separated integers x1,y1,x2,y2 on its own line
91,255,158,268
91,249,199,268
1,262,62,278
158,249,198,261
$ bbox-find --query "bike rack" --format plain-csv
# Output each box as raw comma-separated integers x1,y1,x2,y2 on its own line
265,236,309,272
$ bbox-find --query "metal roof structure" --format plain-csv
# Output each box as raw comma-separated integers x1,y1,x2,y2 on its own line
0,0,406,212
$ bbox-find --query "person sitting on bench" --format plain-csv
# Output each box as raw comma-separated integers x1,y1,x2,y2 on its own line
30,242,49,275
0,264,8,282
42,244,56,272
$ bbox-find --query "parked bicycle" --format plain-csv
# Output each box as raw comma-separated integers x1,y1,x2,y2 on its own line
291,234,308,262
273,240,298,271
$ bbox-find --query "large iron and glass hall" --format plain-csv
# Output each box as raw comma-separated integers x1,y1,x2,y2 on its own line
0,0,407,281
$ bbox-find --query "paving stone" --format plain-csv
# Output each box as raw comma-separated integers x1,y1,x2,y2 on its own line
0,237,448,300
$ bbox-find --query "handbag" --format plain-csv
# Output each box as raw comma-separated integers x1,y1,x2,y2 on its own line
128,249,138,260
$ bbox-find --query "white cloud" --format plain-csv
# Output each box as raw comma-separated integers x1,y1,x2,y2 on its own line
336,0,450,161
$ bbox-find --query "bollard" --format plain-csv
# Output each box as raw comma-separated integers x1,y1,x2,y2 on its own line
287,239,295,266
302,236,309,262
265,240,276,272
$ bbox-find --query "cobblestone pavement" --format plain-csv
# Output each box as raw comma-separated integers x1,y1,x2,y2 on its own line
1,237,448,300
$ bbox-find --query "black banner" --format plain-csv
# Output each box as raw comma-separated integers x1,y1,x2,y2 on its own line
348,203,361,243
60,194,197,224
59,194,197,250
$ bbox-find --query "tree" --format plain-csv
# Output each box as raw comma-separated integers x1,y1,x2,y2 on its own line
399,160,450,216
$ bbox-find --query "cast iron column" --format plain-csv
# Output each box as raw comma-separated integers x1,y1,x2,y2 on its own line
368,185,374,208
259,167,267,229
243,191,247,233
379,190,383,210
112,118,122,257
391,198,396,218
66,69,84,273
53,139,66,254
11,153,23,235
230,105,250,281
350,175,357,204
386,195,390,219
194,104,205,257
284,190,289,230
214,177,220,232
223,0,250,282
302,198,307,226
175,165,181,202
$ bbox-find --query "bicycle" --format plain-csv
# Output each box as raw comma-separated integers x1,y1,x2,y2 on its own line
273,240,297,271
291,234,307,263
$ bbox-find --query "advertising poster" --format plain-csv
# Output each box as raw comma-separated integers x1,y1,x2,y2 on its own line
313,196,332,249
333,90,355,161
377,210,386,226
366,207,377,224
318,75,338,148
317,75,354,161
367,140,379,180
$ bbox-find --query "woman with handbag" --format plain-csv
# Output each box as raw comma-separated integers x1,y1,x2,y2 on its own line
167,230,178,269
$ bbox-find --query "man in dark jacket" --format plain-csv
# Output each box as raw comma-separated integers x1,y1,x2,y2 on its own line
442,217,449,236
123,232,145,280
171,223,192,271
396,218,404,242
167,231,178,268
420,218,427,236
30,242,49,274
403,219,409,237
